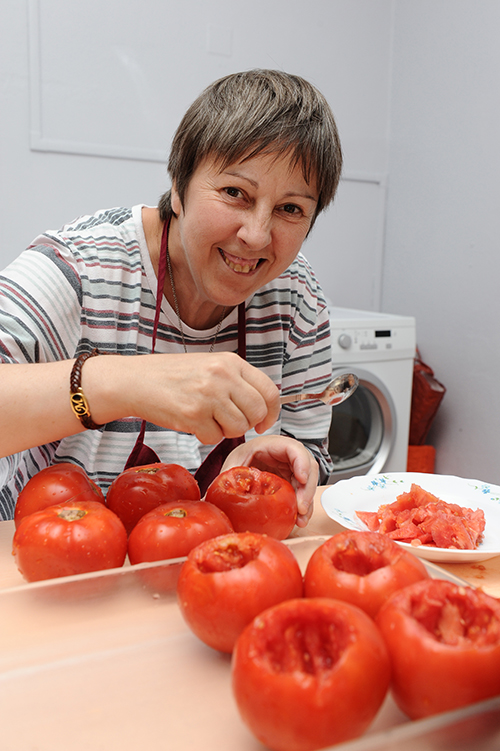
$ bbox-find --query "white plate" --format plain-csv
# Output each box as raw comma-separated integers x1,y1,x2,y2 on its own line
321,472,500,562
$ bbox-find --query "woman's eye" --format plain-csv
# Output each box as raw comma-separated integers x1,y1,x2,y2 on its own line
224,187,242,198
281,204,302,215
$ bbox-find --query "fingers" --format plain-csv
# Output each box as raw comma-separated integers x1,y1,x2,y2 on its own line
295,504,314,528
236,360,281,433
291,452,319,524
128,352,280,444
293,474,318,526
193,356,279,442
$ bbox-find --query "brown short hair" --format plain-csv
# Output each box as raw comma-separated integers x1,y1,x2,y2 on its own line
158,69,342,228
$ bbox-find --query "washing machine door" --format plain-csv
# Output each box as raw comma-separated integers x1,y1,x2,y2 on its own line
327,366,396,483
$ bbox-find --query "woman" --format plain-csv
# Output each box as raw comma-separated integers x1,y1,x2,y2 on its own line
0,69,342,525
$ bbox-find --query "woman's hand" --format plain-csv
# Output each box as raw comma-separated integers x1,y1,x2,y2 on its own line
87,351,281,444
220,435,319,527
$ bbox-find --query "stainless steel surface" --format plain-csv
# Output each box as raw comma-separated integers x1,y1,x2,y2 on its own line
280,372,359,407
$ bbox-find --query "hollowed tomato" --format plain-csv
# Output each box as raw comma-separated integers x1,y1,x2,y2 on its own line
14,462,104,528
13,500,127,581
376,578,500,719
106,462,200,534
232,597,391,751
177,531,303,653
304,529,429,618
205,466,297,539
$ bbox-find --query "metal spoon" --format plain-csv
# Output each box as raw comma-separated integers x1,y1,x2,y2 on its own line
280,372,359,407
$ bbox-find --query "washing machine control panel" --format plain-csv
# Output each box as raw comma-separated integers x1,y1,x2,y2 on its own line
329,308,416,364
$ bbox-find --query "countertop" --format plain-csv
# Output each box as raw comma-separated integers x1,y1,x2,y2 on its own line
0,485,499,751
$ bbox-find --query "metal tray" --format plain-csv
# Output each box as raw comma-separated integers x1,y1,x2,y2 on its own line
0,536,498,750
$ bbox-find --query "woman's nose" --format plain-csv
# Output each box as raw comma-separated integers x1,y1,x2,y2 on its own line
237,209,272,250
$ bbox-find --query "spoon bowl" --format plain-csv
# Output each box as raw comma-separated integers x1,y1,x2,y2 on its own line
280,372,359,407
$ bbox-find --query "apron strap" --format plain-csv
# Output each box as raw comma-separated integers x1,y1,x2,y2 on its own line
124,216,170,469
193,303,247,494
125,217,247,484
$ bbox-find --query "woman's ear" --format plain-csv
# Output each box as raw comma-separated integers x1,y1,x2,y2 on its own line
171,182,182,216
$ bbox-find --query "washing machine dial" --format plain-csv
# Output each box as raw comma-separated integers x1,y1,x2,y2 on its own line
338,333,352,350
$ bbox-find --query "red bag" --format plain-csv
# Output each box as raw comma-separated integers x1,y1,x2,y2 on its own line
409,350,446,446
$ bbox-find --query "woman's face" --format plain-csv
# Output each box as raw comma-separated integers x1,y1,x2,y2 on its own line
169,151,318,323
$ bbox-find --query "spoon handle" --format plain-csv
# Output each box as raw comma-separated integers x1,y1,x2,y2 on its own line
280,392,319,405
279,373,358,407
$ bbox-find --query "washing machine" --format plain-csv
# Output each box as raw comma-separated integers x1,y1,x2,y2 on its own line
326,306,416,484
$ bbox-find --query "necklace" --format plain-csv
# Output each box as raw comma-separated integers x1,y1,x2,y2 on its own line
165,243,226,354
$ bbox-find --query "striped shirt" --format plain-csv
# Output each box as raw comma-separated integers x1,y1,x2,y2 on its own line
0,205,333,519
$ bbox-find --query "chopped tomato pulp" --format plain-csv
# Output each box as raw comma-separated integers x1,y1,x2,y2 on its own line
406,581,500,647
356,483,485,549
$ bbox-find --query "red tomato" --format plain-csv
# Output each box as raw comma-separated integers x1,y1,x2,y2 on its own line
12,500,127,582
376,578,500,719
128,500,233,564
106,462,200,535
232,597,391,751
304,529,429,618
14,462,104,528
177,532,303,653
205,466,297,539
127,500,234,593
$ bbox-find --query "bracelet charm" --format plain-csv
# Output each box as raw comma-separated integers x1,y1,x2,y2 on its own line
69,350,103,430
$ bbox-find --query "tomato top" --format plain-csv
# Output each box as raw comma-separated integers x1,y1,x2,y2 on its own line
205,466,297,539
14,462,105,528
249,598,357,670
194,535,264,573
106,462,201,534
186,532,300,579
304,529,429,617
127,499,233,564
383,578,500,647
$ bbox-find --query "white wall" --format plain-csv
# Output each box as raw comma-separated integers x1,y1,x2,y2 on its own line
0,0,393,311
383,1,500,482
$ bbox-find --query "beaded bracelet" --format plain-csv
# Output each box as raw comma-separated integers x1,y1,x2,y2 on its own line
69,349,103,430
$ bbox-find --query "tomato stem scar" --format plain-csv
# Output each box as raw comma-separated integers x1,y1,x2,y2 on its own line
57,508,88,521
166,508,187,518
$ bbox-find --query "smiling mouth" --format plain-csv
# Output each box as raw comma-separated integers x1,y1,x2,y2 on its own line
219,249,263,274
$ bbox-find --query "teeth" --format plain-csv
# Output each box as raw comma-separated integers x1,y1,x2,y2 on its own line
221,251,259,274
